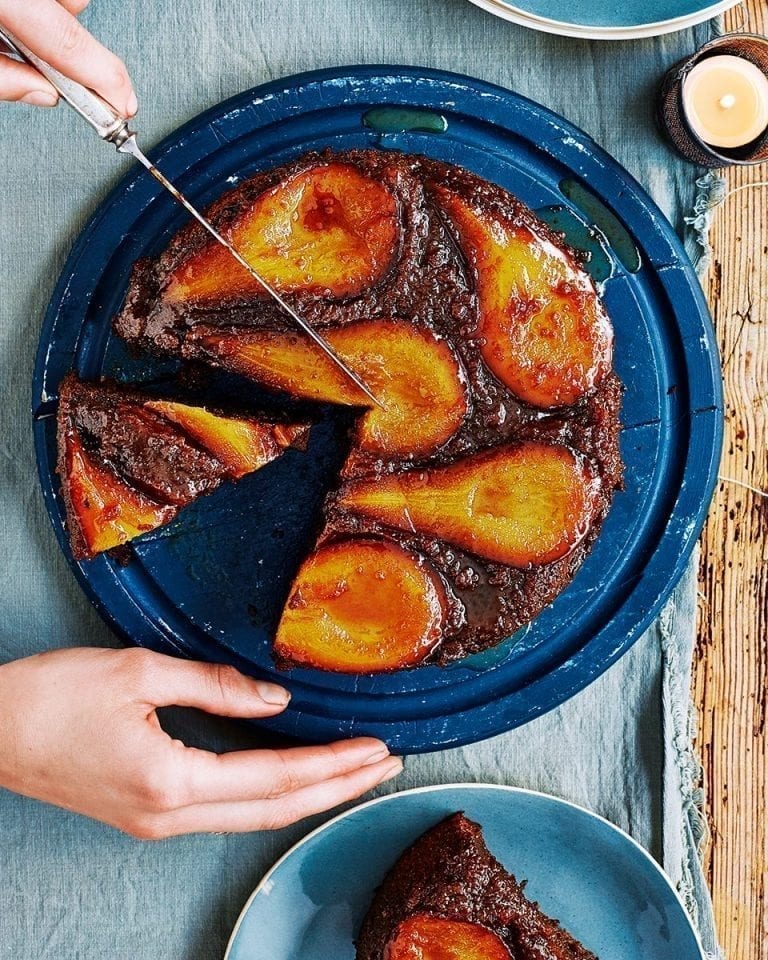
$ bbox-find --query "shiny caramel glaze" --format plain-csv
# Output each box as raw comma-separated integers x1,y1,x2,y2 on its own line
357,813,598,960
274,538,447,672
114,149,623,670
336,442,602,569
192,319,468,460
384,914,512,960
163,162,400,306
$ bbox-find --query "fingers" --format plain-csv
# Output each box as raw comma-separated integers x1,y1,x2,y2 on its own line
0,0,91,52
57,0,91,13
0,0,136,115
123,649,291,718
181,737,393,805
0,54,58,105
134,756,403,839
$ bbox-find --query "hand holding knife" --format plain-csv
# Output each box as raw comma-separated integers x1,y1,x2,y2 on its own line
0,19,381,407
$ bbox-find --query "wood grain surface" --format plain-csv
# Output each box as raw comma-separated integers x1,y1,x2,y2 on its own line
694,2,768,958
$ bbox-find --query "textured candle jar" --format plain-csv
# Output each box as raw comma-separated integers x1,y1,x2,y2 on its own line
658,33,768,166
683,55,768,148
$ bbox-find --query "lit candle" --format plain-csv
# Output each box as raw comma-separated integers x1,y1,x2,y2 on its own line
682,54,768,150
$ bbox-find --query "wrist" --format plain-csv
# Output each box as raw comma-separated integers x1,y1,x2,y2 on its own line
0,659,23,793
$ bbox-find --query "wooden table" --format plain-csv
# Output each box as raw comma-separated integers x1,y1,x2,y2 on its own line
694,2,768,957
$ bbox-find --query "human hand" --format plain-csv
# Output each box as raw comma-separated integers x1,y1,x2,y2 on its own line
0,647,402,838
0,0,136,112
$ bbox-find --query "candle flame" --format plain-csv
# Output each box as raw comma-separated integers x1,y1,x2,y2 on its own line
719,93,737,109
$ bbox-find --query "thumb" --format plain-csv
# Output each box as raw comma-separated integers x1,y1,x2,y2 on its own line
132,652,291,718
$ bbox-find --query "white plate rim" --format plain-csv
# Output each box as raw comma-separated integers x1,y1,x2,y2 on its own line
223,782,706,960
466,0,740,39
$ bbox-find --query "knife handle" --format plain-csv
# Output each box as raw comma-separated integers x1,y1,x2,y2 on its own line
0,24,133,146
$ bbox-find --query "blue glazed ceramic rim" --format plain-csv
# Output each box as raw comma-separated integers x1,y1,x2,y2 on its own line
33,66,723,752
224,783,705,960
470,0,738,35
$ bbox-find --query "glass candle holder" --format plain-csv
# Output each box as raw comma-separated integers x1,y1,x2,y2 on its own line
658,32,768,167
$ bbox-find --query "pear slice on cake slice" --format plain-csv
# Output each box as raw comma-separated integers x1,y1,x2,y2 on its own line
435,187,613,409
356,813,598,960
384,915,512,960
57,374,308,559
193,318,468,459
163,161,400,305
337,442,601,568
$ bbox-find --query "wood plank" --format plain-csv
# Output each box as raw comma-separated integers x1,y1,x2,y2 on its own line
694,3,768,958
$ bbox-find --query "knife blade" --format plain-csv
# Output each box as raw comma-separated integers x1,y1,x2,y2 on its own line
0,24,382,408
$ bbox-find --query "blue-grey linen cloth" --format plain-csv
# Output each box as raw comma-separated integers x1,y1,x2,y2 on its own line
0,2,721,957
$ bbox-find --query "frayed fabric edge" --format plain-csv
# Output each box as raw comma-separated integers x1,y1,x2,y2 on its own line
659,559,725,960
683,170,727,277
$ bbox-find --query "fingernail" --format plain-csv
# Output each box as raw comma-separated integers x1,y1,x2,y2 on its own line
363,744,391,765
21,90,58,107
377,758,403,783
126,90,138,116
256,682,290,705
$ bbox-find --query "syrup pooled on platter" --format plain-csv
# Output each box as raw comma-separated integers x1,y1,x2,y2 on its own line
113,148,623,672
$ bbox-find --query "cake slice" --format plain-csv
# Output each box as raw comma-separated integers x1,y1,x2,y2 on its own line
56,374,308,559
356,812,597,960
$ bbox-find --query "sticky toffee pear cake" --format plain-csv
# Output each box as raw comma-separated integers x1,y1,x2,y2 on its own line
57,374,308,559
113,149,623,672
356,813,598,960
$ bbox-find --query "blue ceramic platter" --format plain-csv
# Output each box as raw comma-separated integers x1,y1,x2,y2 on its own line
33,66,722,753
224,784,705,960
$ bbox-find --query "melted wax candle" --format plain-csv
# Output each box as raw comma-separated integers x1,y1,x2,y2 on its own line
683,54,768,150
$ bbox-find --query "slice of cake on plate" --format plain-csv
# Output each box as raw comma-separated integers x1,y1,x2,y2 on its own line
356,812,597,960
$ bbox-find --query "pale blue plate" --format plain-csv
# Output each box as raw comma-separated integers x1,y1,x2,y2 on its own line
225,784,704,960
468,0,738,39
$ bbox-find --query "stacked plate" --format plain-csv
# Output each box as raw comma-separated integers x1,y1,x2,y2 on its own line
467,0,740,40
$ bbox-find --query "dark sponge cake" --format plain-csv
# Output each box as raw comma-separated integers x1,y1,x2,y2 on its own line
113,148,623,672
356,812,598,960
57,373,308,559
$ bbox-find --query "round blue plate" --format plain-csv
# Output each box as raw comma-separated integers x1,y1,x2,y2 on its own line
33,66,723,753
224,784,705,960
466,0,739,40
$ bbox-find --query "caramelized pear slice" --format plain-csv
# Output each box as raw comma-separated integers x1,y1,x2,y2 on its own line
144,400,307,479
384,915,511,960
64,433,176,559
437,189,612,408
274,539,446,673
164,162,399,304
338,442,600,568
196,319,467,458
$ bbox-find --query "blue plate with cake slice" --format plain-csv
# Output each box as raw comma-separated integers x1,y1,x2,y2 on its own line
225,784,705,960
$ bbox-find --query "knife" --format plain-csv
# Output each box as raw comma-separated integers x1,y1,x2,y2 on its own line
0,25,382,408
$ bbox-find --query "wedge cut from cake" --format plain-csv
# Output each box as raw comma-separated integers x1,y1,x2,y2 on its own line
356,813,597,960
56,374,308,560
114,148,624,672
